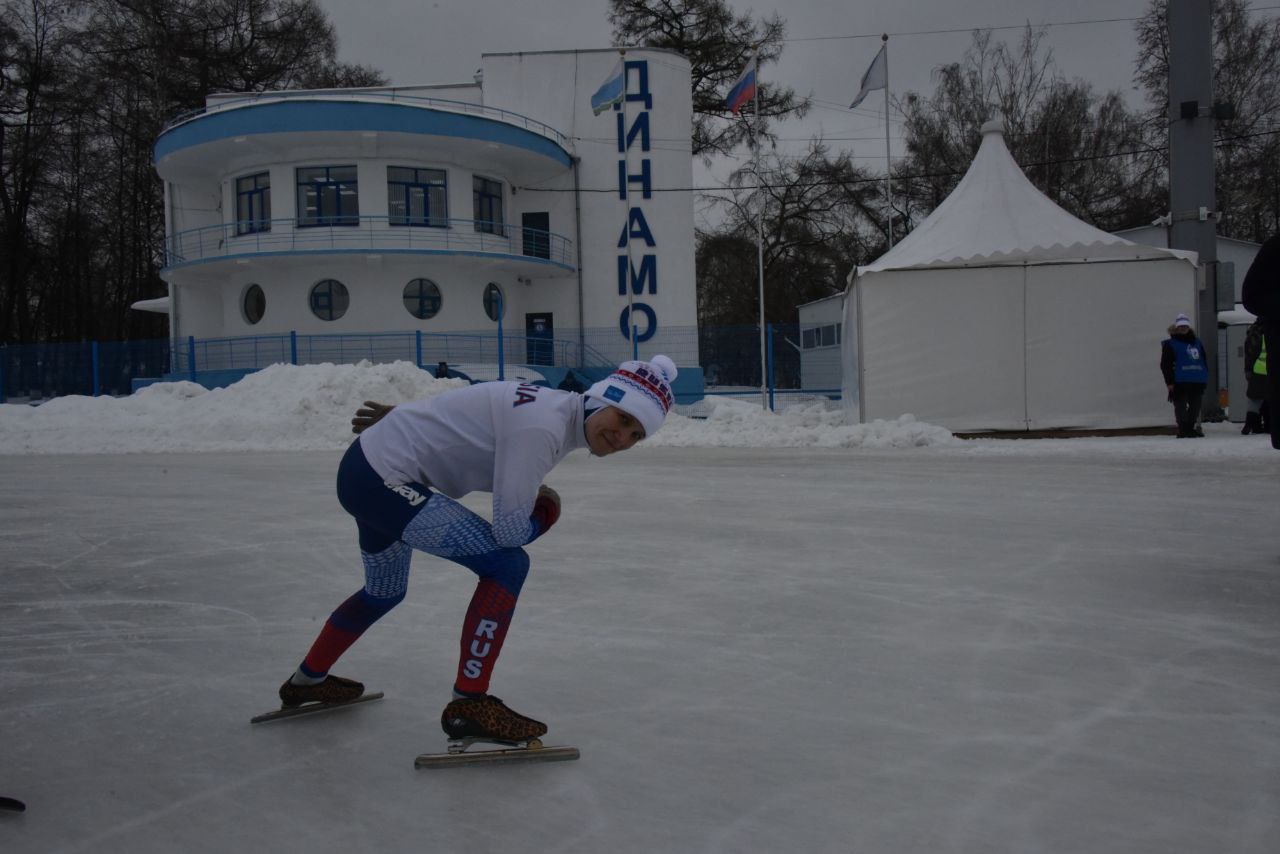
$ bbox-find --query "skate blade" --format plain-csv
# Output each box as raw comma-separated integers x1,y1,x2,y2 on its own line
415,741,579,769
250,691,384,724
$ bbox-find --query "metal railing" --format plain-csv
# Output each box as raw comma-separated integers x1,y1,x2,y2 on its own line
164,216,575,270
176,330,615,375
162,91,571,150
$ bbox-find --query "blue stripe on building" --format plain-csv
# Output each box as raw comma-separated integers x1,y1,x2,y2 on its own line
155,100,572,167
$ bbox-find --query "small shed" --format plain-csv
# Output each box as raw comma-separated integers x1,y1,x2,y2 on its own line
797,294,844,392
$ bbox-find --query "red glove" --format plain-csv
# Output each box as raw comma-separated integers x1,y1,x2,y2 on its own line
530,485,561,539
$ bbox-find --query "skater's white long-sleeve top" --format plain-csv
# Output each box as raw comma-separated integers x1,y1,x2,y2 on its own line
358,382,589,548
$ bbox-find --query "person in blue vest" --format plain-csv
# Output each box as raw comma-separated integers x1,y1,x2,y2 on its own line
1241,318,1269,436
1242,231,1280,450
1160,313,1209,438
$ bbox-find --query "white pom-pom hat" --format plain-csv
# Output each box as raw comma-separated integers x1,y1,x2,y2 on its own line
584,354,679,438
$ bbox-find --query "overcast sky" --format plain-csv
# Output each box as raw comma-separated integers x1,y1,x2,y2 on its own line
311,1,1274,226
316,0,1156,140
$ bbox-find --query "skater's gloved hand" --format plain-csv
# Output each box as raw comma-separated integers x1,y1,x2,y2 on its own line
1166,384,1174,403
529,485,561,540
352,400,395,434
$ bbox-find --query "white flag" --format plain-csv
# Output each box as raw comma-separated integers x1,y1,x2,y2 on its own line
849,45,887,110
591,60,626,115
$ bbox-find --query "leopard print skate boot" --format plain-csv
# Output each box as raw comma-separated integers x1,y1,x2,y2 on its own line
441,695,548,742
278,675,364,708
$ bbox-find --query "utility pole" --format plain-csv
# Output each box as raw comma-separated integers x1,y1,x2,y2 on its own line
1167,0,1223,417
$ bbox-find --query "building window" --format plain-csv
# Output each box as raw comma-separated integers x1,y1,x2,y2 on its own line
389,167,447,227
242,283,265,324
801,323,842,349
403,278,442,319
483,282,504,322
297,166,359,227
236,173,271,235
309,279,349,321
473,175,504,236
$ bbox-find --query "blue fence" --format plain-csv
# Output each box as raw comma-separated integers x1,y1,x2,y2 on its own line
0,339,172,402
174,329,614,375
1,323,833,409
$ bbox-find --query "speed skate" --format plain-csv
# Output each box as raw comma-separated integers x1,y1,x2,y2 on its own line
250,691,384,724
415,736,579,769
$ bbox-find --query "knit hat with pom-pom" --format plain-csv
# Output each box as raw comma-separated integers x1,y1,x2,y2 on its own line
584,355,679,438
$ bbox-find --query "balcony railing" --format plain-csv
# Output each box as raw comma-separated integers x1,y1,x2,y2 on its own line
162,91,571,151
164,216,575,270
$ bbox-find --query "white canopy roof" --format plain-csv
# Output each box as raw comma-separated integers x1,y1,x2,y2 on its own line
856,120,1194,276
130,296,170,314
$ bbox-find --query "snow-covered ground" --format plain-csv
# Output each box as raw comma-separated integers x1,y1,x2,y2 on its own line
1,363,1277,853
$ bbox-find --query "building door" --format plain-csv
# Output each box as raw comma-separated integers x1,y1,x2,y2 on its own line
526,313,554,366
522,212,551,259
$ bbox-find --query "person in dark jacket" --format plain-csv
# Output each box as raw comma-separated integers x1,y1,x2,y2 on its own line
1161,312,1209,438
1241,318,1269,435
1241,232,1280,450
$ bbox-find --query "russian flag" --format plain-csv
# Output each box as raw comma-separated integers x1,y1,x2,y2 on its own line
724,52,757,115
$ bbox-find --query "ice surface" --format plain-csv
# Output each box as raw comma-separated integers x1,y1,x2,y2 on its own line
1,364,1278,852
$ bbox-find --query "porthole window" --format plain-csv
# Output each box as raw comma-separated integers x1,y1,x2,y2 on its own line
483,282,504,322
309,278,349,321
242,283,265,325
403,278,442,319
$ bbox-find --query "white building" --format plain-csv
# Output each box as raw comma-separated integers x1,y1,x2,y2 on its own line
152,48,698,387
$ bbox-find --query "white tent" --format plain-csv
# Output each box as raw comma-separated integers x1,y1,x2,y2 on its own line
842,120,1199,432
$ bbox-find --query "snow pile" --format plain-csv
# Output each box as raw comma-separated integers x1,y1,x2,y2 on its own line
654,398,959,449
0,361,954,455
0,361,465,455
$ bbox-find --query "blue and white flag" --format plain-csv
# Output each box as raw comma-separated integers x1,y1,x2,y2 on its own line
725,51,758,115
590,60,626,115
849,45,887,110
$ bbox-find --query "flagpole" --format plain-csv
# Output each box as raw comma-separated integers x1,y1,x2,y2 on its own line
882,34,893,247
618,48,636,360
753,51,767,411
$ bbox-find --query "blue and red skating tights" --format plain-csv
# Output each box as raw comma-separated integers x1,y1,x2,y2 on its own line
297,439,529,695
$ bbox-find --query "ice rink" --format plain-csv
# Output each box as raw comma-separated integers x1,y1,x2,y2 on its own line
2,440,1278,853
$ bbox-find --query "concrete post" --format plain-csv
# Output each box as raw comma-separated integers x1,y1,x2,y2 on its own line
1167,0,1220,416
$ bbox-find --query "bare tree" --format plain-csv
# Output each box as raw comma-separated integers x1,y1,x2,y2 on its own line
608,0,809,160
698,142,882,328
1135,0,1280,241
0,0,388,344
0,0,89,344
897,26,1162,233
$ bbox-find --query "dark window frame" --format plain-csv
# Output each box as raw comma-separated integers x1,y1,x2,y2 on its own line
472,175,504,236
296,166,360,228
235,173,271,235
402,278,443,319
242,283,266,324
309,278,350,321
388,167,448,227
